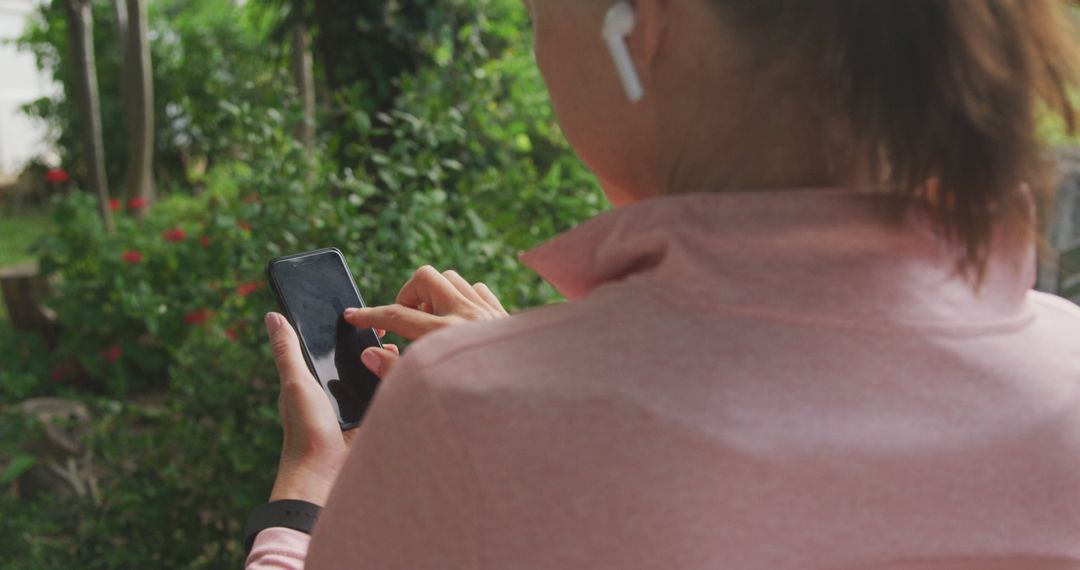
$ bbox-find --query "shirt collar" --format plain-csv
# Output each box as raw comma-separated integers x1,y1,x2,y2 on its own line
520,188,1036,329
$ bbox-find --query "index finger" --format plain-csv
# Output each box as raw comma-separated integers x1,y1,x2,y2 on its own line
344,305,450,340
395,266,464,315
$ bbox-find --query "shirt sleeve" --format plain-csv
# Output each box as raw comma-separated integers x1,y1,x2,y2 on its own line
245,527,310,570
304,353,481,569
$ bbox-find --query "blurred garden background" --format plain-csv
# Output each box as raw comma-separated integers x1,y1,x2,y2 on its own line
0,0,604,567
1,0,1080,568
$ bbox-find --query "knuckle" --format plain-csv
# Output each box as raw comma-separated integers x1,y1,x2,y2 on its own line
279,374,302,393
271,336,293,361
446,315,467,327
460,308,484,321
416,265,439,279
384,304,405,321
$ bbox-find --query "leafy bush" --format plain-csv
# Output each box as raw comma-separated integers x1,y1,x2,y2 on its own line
1,1,603,567
17,0,288,193
0,326,53,402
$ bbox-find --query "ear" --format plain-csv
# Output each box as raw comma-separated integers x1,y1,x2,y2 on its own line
628,0,670,74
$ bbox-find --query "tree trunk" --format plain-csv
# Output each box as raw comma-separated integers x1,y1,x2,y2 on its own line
123,0,155,215
64,0,114,233
290,23,317,158
111,0,128,61
111,0,132,178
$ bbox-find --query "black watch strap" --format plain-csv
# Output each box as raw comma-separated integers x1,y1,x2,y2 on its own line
243,499,322,554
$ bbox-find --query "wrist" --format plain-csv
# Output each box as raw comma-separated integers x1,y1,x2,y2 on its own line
269,465,337,506
243,499,322,554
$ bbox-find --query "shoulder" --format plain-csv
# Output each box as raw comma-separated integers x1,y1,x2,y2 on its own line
1021,292,1080,361
1028,290,1080,321
397,287,627,388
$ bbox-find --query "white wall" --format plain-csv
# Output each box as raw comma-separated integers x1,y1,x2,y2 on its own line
0,0,56,176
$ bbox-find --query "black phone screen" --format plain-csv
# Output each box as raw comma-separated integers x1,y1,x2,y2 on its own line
268,249,382,428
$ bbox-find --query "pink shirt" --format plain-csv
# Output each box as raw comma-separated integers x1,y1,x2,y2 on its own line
247,188,1080,569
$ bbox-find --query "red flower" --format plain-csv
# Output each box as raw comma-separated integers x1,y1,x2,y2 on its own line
51,367,67,381
45,168,70,184
162,228,187,242
122,250,143,264
238,221,252,233
128,197,148,210
199,236,211,248
225,328,239,342
100,344,123,363
109,198,121,212
236,282,260,297
184,309,211,326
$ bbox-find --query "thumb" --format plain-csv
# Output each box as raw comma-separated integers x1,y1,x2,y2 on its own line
265,312,338,437
361,347,400,379
265,313,313,388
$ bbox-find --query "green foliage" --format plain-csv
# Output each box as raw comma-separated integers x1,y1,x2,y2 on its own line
300,0,521,111
0,325,53,402
1,1,603,567
17,0,287,194
298,0,536,165
1040,100,1080,146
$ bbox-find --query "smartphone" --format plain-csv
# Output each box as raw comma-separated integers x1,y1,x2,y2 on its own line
266,248,383,430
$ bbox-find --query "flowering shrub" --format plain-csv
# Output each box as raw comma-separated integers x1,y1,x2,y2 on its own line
44,168,70,184
161,228,186,242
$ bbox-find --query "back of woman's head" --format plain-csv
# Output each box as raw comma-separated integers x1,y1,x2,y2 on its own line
712,0,1080,287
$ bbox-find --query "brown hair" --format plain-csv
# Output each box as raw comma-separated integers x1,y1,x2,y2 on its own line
716,0,1080,290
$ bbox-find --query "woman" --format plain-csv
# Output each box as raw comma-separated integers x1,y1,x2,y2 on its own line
247,0,1080,568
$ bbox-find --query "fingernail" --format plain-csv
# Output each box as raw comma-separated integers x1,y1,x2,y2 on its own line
361,348,381,374
344,308,359,317
264,313,282,336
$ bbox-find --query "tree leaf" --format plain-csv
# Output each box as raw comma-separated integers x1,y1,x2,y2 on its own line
0,455,37,485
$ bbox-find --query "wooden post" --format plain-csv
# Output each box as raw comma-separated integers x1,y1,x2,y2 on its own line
0,261,58,347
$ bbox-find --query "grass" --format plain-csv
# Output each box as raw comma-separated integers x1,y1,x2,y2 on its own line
0,211,52,268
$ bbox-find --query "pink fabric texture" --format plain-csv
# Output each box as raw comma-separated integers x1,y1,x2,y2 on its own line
245,188,1080,569
246,527,310,569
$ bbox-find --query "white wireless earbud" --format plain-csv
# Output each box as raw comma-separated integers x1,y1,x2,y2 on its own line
602,1,645,103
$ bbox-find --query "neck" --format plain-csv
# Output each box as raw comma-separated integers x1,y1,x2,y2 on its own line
611,118,850,207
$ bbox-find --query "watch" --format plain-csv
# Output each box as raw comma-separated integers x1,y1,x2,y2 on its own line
242,499,322,554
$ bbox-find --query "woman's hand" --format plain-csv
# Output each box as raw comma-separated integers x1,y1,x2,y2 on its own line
263,267,500,504
346,266,508,378
263,312,399,505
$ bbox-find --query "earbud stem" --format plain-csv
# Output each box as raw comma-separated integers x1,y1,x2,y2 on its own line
604,34,645,103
